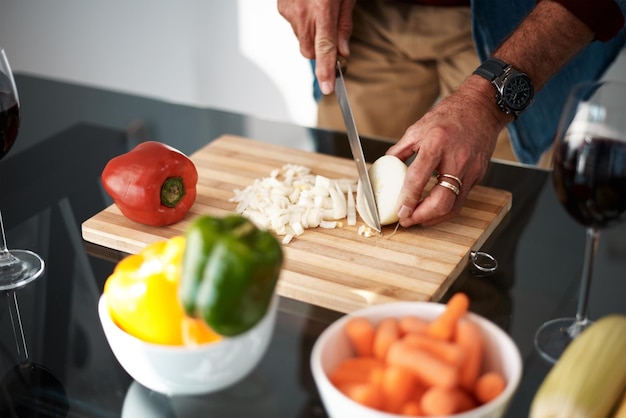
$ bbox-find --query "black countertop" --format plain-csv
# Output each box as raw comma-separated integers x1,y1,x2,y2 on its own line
0,74,624,417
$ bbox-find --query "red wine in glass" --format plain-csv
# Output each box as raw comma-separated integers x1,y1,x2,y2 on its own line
0,91,19,158
534,81,626,363
553,136,626,228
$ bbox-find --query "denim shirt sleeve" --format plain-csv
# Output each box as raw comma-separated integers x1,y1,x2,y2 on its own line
471,0,626,164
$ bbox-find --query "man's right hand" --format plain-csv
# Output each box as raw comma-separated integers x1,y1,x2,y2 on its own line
278,0,356,95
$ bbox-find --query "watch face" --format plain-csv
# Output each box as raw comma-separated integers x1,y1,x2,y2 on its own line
503,74,533,111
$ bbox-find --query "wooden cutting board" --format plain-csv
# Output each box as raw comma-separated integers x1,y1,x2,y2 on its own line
82,135,512,313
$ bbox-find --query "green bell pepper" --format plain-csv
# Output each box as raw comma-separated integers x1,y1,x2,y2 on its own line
179,214,283,337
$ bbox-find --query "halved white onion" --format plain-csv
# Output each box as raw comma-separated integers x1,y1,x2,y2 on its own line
356,155,407,229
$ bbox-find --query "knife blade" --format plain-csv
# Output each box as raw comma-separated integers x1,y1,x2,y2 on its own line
334,61,381,232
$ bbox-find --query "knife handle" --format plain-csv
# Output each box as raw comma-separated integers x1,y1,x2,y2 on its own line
335,59,348,77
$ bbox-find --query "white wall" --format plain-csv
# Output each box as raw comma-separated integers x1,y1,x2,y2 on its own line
0,0,318,127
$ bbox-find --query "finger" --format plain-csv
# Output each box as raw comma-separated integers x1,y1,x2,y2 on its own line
451,179,471,212
278,1,316,59
396,150,439,224
298,27,316,59
336,0,354,57
386,135,418,162
314,13,339,95
402,183,458,227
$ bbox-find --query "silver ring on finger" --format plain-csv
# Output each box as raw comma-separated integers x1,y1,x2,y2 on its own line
436,180,460,196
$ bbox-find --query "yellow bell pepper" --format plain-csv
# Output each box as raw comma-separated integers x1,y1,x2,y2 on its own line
104,236,221,345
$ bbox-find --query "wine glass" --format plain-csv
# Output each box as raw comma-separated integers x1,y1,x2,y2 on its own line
534,80,626,363
0,48,45,290
0,49,66,416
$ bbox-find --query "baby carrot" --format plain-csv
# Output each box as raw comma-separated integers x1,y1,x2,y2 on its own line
373,317,401,360
342,382,384,410
329,356,385,387
410,381,428,402
420,386,477,416
427,292,470,341
399,401,422,416
455,318,484,392
381,365,416,413
402,333,466,366
345,316,376,357
386,340,459,389
369,365,385,387
399,315,429,336
474,371,506,404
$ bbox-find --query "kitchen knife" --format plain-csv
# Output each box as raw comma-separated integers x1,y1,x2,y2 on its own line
334,61,381,232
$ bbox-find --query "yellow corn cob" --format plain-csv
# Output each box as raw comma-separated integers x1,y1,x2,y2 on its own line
529,314,626,418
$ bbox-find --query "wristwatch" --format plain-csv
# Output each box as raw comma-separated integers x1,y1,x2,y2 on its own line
473,58,534,118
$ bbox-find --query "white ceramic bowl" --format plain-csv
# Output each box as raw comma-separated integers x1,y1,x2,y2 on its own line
98,293,278,396
311,301,522,418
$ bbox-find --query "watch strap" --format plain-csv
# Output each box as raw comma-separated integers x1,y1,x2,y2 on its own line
473,58,508,82
473,58,533,118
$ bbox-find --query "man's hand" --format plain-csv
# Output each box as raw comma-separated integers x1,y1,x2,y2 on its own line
386,79,507,227
385,0,596,227
278,0,355,94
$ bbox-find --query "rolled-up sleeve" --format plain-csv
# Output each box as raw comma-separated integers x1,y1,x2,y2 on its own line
549,0,625,41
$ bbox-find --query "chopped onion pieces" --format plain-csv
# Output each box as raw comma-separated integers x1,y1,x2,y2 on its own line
346,183,356,226
230,164,373,242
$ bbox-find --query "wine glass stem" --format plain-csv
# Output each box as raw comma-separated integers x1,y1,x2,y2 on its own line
571,227,599,336
7,291,29,363
0,210,29,361
0,209,12,258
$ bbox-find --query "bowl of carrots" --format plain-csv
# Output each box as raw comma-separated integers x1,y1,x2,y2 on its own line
310,293,522,417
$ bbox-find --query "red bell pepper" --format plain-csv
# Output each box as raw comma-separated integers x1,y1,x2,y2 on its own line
102,141,198,226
